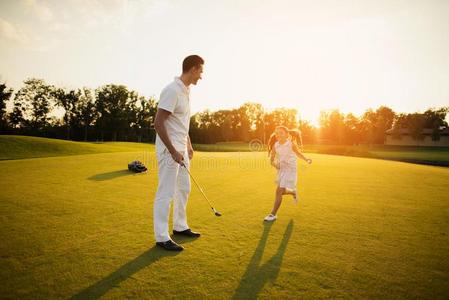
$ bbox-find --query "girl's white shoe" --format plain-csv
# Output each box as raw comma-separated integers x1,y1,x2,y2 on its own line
264,214,277,222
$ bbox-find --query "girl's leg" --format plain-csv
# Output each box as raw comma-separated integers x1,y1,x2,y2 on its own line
271,186,285,215
283,188,295,196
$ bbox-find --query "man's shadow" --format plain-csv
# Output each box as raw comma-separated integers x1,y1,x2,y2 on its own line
71,247,179,300
232,220,294,300
88,170,134,181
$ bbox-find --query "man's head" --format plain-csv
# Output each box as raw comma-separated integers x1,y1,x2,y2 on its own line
182,55,204,85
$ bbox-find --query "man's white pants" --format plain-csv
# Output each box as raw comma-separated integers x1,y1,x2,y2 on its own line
153,149,191,242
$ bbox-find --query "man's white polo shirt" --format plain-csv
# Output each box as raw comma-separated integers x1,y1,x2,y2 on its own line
155,77,191,154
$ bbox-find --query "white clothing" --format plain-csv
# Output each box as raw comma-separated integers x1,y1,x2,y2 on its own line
154,77,192,243
153,148,191,242
155,77,191,154
274,140,297,190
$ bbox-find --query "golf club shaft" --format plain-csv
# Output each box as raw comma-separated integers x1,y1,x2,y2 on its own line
181,164,215,210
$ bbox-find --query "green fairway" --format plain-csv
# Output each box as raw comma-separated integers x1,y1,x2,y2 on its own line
1,140,449,299
195,142,449,166
2,136,448,167
0,135,155,160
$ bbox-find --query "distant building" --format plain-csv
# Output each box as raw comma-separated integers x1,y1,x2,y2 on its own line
385,128,449,147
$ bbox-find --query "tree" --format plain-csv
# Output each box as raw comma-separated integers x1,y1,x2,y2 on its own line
239,102,265,141
319,110,344,144
423,107,449,141
0,83,13,132
329,110,345,144
76,88,97,141
407,113,426,141
121,92,156,142
264,108,298,139
374,106,396,143
124,90,139,141
360,106,395,145
391,108,448,142
134,95,157,142
298,119,317,145
214,110,234,142
190,111,219,144
342,113,361,145
53,88,80,140
189,114,202,143
10,78,54,134
234,106,251,142
95,84,131,141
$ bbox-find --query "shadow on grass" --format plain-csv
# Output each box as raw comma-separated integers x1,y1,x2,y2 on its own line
71,246,179,300
171,234,200,245
88,169,133,181
232,220,293,300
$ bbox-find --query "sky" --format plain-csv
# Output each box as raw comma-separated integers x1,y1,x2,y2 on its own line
1,0,448,125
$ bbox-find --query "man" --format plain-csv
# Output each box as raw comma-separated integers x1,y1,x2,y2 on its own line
153,55,204,251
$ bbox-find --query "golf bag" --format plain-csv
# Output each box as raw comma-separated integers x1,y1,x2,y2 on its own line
128,160,148,173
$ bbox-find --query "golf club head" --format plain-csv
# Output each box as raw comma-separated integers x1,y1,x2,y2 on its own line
212,208,222,217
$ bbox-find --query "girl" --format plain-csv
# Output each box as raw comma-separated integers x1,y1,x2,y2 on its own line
264,126,312,222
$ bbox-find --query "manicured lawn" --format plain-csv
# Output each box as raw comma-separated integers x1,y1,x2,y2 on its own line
195,142,449,166
2,136,447,166
1,137,448,299
0,135,155,160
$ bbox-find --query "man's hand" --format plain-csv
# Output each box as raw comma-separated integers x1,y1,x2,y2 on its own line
188,148,194,160
171,150,184,165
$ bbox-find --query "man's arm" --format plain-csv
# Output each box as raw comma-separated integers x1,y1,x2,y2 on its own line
187,136,194,160
154,108,184,164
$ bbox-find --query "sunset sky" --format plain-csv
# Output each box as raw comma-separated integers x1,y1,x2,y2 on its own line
1,0,448,124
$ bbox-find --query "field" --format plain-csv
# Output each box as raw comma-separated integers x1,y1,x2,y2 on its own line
1,136,449,299
2,136,448,166
0,135,153,160
193,141,449,166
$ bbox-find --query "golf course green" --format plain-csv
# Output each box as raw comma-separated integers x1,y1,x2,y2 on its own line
1,136,448,299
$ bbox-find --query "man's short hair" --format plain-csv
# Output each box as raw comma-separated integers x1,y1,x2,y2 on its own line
182,55,204,73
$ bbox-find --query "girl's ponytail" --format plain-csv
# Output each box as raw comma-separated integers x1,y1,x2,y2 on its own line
289,129,303,150
267,132,277,156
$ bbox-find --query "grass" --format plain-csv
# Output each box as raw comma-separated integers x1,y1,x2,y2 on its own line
192,141,263,152
1,136,449,299
0,135,154,160
312,144,449,164
2,136,448,166
370,147,449,163
194,142,449,166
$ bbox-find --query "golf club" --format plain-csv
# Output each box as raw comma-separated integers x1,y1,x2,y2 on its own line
181,162,222,217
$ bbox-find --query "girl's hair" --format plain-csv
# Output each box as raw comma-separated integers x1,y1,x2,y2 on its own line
267,126,302,156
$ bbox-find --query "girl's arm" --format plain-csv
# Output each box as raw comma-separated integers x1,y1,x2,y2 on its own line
292,142,312,164
270,150,279,169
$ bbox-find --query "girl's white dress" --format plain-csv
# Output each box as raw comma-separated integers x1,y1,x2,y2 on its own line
274,139,297,190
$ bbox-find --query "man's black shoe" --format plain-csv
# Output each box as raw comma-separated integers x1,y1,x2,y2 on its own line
156,240,184,251
173,229,201,238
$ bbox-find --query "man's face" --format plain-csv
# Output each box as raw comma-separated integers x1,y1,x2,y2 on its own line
191,65,203,85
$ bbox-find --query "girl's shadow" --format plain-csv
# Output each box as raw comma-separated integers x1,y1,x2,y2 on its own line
232,220,294,299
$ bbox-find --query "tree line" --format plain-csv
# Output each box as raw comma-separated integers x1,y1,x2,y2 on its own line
0,79,448,145
1,79,157,142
